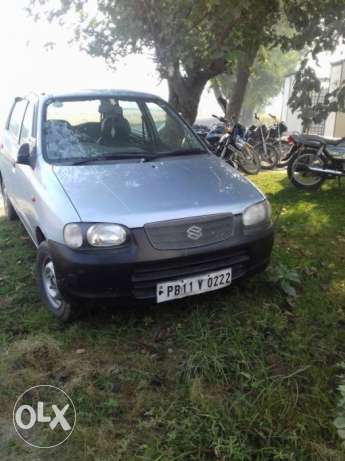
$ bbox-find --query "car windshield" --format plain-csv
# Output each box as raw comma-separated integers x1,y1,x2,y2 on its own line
43,96,205,163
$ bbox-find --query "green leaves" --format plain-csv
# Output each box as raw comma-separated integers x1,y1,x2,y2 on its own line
280,280,297,298
266,262,301,305
28,0,345,124
334,416,345,429
283,0,345,128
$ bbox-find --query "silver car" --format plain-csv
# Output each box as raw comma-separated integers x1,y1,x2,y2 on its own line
0,90,273,321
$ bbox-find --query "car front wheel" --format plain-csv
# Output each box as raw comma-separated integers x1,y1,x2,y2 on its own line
36,241,79,321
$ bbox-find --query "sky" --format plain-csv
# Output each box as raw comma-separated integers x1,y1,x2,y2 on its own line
0,0,219,125
1,1,344,126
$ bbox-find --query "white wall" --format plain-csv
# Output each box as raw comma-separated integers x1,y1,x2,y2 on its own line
280,75,303,133
324,62,344,137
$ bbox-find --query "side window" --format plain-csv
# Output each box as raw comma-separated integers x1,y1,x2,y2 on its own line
146,101,197,149
146,102,167,132
120,101,147,138
20,102,35,143
8,100,28,141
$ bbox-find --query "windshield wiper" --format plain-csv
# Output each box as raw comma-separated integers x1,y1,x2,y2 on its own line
68,148,206,165
70,153,151,165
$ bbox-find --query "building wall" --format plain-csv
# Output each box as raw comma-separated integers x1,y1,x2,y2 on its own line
280,75,303,133
281,60,345,137
324,62,343,137
333,61,345,137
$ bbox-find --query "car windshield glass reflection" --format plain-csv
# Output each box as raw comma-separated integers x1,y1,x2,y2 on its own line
44,97,205,163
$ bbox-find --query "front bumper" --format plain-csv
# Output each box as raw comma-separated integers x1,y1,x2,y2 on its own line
49,223,274,301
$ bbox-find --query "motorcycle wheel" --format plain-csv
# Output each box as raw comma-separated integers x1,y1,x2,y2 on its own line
237,144,261,175
288,150,325,191
253,142,279,169
277,141,293,167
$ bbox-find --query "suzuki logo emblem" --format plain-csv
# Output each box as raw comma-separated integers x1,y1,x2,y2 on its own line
186,225,203,240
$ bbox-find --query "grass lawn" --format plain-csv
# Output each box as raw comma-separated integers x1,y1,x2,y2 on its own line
1,171,345,460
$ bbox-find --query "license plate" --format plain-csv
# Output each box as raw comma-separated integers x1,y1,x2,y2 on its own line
156,267,232,303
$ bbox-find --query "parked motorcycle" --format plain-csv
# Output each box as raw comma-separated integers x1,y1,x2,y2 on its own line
192,124,210,139
267,114,290,167
205,122,226,150
248,114,279,170
288,133,345,190
212,115,261,175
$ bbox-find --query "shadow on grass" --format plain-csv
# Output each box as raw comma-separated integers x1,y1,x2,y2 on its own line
268,174,345,215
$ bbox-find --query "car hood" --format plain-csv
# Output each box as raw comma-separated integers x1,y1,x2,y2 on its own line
53,154,264,228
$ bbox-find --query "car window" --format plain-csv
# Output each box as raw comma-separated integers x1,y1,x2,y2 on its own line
120,100,147,138
147,102,167,132
146,101,199,150
44,97,204,162
8,100,28,140
20,102,35,143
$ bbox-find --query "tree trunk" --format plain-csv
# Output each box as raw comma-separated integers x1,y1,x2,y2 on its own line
241,102,256,126
165,58,227,124
167,75,207,125
226,50,257,121
211,79,227,114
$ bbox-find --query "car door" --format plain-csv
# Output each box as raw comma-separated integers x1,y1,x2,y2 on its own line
0,98,28,206
12,99,39,241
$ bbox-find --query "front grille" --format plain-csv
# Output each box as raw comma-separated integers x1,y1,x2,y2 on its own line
144,214,234,250
132,248,250,299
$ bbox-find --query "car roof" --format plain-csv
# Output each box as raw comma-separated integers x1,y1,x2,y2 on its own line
36,89,164,102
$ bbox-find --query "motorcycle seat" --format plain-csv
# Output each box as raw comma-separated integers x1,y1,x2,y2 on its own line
292,134,344,146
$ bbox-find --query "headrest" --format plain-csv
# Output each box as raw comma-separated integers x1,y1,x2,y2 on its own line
99,100,124,118
100,115,131,141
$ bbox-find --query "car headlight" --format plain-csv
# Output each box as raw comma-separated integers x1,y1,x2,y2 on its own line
242,200,272,228
86,224,127,247
64,223,83,248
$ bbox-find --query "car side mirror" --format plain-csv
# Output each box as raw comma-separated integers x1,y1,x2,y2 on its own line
17,143,33,166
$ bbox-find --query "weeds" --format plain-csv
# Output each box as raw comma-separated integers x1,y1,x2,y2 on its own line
265,261,301,305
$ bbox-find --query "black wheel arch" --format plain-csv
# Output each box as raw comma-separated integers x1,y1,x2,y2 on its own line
36,227,46,245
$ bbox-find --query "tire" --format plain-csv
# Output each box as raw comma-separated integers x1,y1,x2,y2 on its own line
276,140,292,167
277,156,291,168
36,241,80,322
253,142,279,170
1,180,18,221
287,150,325,191
237,144,261,175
